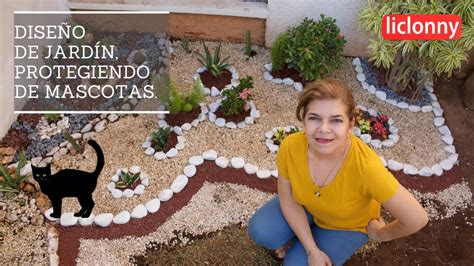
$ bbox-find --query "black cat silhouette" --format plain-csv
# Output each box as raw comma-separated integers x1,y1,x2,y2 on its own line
32,139,104,219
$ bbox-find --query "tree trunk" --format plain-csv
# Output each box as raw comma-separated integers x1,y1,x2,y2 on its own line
385,50,424,102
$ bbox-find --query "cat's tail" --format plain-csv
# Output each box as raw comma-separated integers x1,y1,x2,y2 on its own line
88,140,105,177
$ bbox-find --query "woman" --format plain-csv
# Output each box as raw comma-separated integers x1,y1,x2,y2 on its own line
248,79,428,265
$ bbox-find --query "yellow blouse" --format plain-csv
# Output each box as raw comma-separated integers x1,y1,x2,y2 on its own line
277,132,399,234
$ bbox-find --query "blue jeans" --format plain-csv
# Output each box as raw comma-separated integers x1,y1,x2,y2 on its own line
248,196,368,266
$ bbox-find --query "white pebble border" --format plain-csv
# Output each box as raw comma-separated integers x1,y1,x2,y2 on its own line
13,114,124,176
142,124,187,161
107,166,149,199
207,99,260,129
352,58,458,176
44,149,278,227
264,126,300,153
353,105,399,149
263,63,304,92
194,66,239,97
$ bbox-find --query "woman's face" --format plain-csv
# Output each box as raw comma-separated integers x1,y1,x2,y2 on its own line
303,99,354,156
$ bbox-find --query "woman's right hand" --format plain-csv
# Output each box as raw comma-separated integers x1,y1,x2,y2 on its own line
307,248,331,266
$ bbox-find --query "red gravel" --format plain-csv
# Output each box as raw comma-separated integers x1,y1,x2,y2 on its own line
200,69,232,90
271,65,305,84
165,107,201,127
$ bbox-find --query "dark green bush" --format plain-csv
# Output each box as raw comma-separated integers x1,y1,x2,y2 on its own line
270,33,288,72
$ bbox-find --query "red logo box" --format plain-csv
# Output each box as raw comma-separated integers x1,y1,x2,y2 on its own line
382,14,462,40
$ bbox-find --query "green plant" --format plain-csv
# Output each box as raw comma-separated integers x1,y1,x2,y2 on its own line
181,36,191,53
63,130,83,153
116,170,140,188
221,76,253,116
194,42,231,77
150,127,171,151
359,0,474,100
99,35,116,48
0,152,27,194
245,31,252,57
169,78,204,114
272,126,300,145
270,33,289,72
358,119,371,134
285,16,346,81
44,113,61,124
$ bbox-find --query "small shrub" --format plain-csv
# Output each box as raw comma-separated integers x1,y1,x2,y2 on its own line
221,76,253,116
116,170,140,189
169,78,204,114
286,16,346,81
0,152,27,194
356,109,390,140
270,33,288,72
272,126,300,145
99,35,116,48
44,113,61,124
194,42,231,77
150,127,171,151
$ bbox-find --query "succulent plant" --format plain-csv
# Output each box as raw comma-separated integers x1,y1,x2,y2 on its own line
150,127,171,151
194,42,231,77
118,170,140,188
0,152,27,194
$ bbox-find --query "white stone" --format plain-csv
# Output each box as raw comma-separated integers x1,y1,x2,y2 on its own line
202,150,218,160
388,118,394,125
368,85,376,94
94,213,114,227
263,71,273,81
265,139,274,146
419,167,433,177
442,135,454,145
171,175,188,193
397,102,409,109
193,73,200,81
283,78,294,86
216,156,229,168
142,139,152,149
44,208,58,222
431,164,443,176
60,213,78,227
31,157,42,166
94,120,107,132
432,101,441,108
181,123,192,131
20,164,32,176
355,65,363,73
265,130,274,139
230,157,245,169
197,67,206,73
444,145,456,154
215,118,226,127
145,198,161,213
208,112,217,122
361,81,369,90
237,122,246,128
360,134,371,143
382,139,395,147
448,153,459,164
250,109,261,118
175,142,185,150
370,139,382,148
112,189,123,198
421,106,433,113
177,136,186,143
83,132,96,140
158,189,173,202
166,148,178,158
244,163,258,175
272,78,283,84
380,157,387,167
351,127,361,136
46,147,59,157
144,147,155,156
403,164,418,175
356,73,366,82
107,182,116,192
198,113,207,122
211,87,221,97
389,126,399,134
256,169,271,179
438,126,451,135
429,92,437,101
154,152,166,160
271,170,278,177
264,63,272,71
434,117,445,127
368,108,377,117
352,58,361,66
433,107,443,117
387,160,403,171
123,189,134,198
191,119,199,127
183,164,197,177
189,155,204,166
173,126,183,135
440,159,453,171
129,166,140,174
245,117,254,124
386,99,398,106
78,214,95,226
131,204,148,219
408,105,421,112
158,120,168,128
232,73,239,79
113,211,130,224
293,82,303,92
141,177,149,186
134,185,145,195
107,114,119,122
71,133,82,140
375,91,386,100
268,144,279,153
81,124,92,133
226,122,237,129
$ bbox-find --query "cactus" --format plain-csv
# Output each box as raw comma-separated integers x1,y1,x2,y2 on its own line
245,31,252,57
